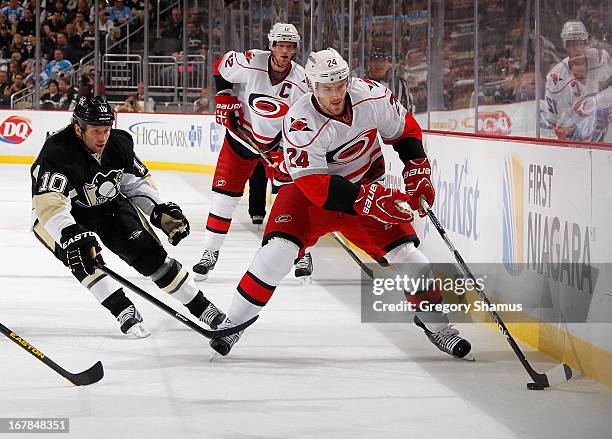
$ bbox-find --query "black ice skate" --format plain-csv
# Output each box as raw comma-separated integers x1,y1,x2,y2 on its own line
251,215,264,225
117,305,151,338
294,253,313,285
193,250,219,281
199,301,226,329
414,314,474,361
210,319,244,357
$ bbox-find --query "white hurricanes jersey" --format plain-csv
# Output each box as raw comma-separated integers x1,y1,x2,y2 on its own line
216,49,307,153
543,47,612,138
282,78,416,183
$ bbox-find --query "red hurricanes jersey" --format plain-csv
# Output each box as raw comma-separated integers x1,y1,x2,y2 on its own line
215,49,307,153
281,78,420,184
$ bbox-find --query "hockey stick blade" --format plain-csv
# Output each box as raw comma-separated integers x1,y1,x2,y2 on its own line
331,232,374,279
0,323,104,386
420,199,573,390
96,263,257,339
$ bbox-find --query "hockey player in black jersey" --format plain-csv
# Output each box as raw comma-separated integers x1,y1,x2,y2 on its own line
30,96,225,338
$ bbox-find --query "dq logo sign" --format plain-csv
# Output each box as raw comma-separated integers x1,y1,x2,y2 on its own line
0,116,33,144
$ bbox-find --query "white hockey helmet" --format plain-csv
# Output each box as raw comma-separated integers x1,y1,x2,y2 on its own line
561,20,588,47
305,48,351,93
268,23,300,51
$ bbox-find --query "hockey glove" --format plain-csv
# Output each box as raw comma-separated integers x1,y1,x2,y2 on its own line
59,224,103,277
402,158,435,216
151,202,190,246
353,183,413,224
214,95,243,129
264,151,292,184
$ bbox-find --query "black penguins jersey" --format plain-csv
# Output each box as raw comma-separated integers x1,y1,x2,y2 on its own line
31,126,161,243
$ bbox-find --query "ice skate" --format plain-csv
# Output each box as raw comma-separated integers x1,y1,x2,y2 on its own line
117,305,151,338
414,314,474,361
209,318,245,358
199,300,226,329
193,250,219,281
294,253,313,285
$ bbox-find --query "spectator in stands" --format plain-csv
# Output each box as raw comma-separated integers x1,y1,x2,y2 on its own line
74,11,88,35
129,0,145,23
22,34,36,61
40,78,61,109
44,48,73,79
44,11,66,40
6,33,30,63
161,7,182,40
193,87,209,113
55,32,78,64
115,81,154,112
17,7,35,37
98,11,115,35
107,0,132,24
9,71,25,96
51,0,69,23
8,58,21,77
0,24,13,49
80,22,95,54
64,24,82,54
1,0,24,28
0,69,11,107
57,76,78,110
73,0,90,23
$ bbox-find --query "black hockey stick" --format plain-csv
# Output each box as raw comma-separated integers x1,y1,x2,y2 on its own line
331,232,374,279
95,262,257,339
0,322,103,386
420,199,572,389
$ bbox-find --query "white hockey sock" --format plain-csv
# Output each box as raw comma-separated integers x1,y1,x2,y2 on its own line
203,192,241,251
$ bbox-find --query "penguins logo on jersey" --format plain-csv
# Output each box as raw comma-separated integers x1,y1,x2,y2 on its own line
248,93,290,119
82,169,123,207
326,128,378,165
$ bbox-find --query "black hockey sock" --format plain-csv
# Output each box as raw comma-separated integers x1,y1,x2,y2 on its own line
101,288,133,318
184,291,211,317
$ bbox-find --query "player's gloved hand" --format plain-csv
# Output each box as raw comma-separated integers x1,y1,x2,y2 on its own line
264,152,292,184
150,202,190,246
59,224,103,276
214,94,243,129
353,183,413,224
402,158,435,216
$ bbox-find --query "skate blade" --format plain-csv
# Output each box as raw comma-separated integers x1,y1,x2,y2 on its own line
210,350,224,362
193,272,209,282
455,352,475,361
298,276,312,285
126,323,151,339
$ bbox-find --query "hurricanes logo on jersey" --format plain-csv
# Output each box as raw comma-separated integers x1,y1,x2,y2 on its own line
289,117,312,132
362,78,381,91
327,128,378,164
82,169,123,207
248,93,290,119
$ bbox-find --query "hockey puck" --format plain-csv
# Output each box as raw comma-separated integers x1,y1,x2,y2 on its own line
527,382,545,390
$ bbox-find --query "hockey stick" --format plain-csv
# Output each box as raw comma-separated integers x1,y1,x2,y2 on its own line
95,262,257,339
420,199,572,389
331,232,374,279
0,322,103,386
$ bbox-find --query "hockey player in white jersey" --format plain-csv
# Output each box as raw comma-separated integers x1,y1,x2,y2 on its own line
542,20,612,141
208,48,474,360
193,23,313,282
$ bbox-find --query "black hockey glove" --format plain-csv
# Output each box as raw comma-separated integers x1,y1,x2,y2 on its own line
59,224,103,277
150,202,190,246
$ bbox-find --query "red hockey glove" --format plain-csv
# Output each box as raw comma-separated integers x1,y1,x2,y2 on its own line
214,95,243,129
353,183,413,224
402,158,435,216
264,151,292,184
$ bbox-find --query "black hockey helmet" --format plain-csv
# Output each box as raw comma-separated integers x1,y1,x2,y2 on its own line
72,95,115,129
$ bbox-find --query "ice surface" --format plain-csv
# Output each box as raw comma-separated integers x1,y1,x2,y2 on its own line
1,165,611,439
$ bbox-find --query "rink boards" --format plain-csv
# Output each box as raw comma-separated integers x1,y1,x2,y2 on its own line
0,109,610,388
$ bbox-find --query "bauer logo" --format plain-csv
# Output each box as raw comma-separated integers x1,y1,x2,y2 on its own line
0,115,33,144
501,155,524,275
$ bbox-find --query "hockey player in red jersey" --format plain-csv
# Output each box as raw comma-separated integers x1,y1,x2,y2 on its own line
193,22,313,282
209,48,474,360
